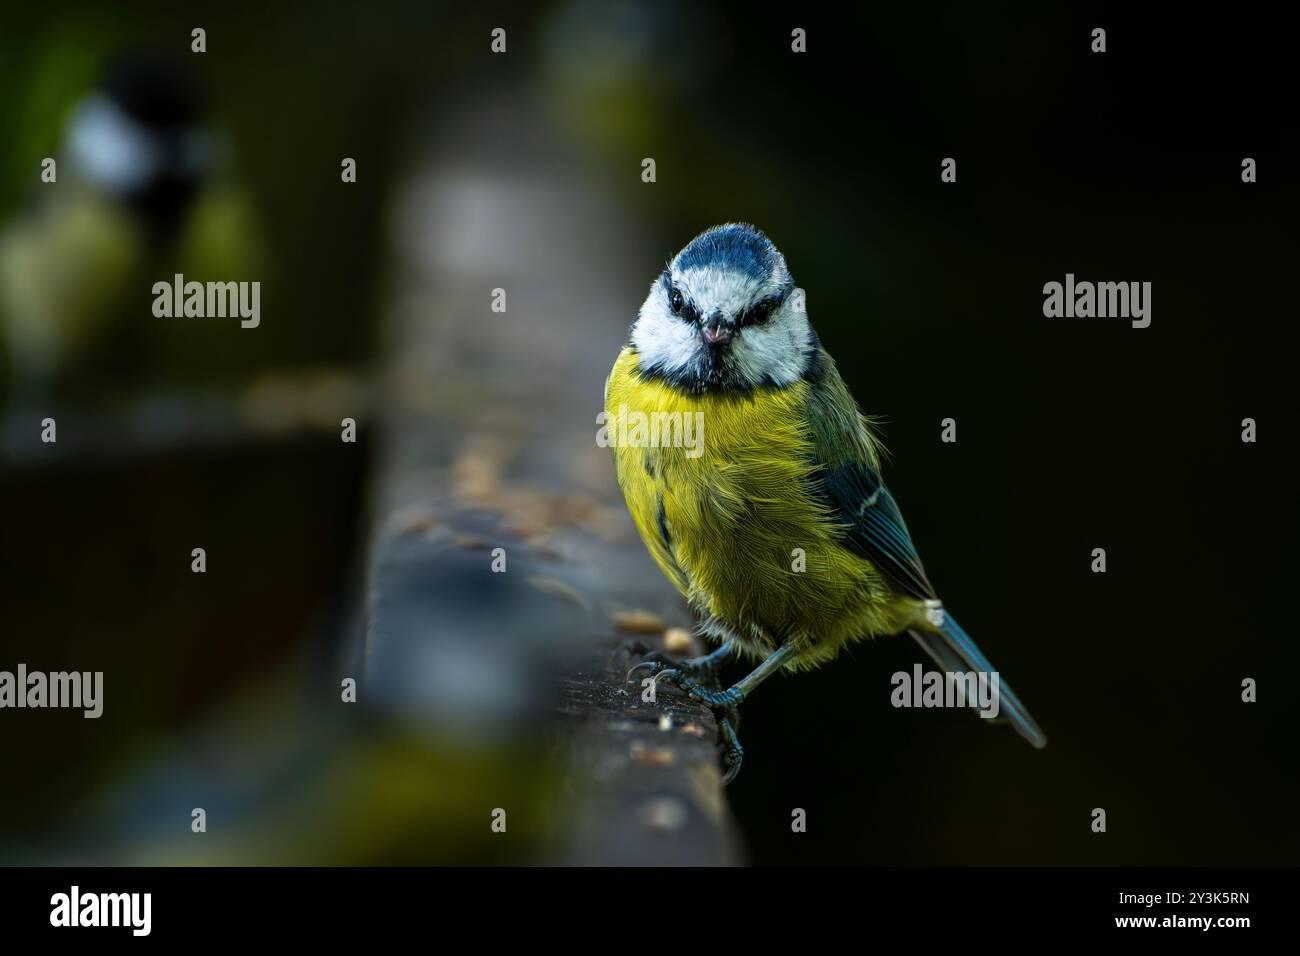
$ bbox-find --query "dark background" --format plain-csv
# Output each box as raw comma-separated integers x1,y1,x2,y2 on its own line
678,5,1299,866
1,1,1295,865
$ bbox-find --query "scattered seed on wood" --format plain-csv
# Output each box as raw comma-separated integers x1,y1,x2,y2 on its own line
663,627,693,654
612,609,666,634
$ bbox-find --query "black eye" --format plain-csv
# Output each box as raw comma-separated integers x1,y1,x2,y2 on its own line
669,289,684,315
746,300,774,325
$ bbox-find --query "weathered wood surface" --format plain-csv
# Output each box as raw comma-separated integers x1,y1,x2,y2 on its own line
361,90,738,865
556,655,738,866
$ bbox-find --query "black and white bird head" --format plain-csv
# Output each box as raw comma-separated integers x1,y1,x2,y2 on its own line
64,57,213,238
631,223,819,394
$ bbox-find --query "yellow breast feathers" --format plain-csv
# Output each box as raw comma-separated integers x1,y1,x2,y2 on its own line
604,347,915,668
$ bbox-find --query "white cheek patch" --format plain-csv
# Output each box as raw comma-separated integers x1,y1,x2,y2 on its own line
67,95,159,194
631,285,699,375
732,306,813,387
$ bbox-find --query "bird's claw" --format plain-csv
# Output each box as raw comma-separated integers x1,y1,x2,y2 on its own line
620,639,732,682
651,669,747,785
624,658,665,682
622,643,746,784
718,713,744,785
651,668,744,709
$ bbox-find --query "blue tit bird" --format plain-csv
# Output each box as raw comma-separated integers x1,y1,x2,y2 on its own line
0,56,262,403
606,223,1045,782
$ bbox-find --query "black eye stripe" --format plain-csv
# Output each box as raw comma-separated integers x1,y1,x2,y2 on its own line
663,278,788,327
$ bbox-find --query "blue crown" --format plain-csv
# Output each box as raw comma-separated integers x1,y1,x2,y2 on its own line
674,223,784,284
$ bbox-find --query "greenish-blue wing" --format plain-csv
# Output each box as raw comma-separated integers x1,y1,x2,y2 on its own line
811,460,937,601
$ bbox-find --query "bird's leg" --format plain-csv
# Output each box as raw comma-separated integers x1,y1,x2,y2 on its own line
624,641,746,781
624,641,734,681
654,642,798,709
655,645,796,785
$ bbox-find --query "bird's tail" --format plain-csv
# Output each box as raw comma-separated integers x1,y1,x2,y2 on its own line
907,611,1047,749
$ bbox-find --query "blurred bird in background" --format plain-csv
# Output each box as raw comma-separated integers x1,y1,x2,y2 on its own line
609,223,1046,781
0,54,263,405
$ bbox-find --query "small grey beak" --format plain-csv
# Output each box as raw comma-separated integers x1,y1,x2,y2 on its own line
701,312,732,345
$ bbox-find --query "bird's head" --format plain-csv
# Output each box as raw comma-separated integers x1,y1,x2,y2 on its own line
631,223,818,394
65,57,212,241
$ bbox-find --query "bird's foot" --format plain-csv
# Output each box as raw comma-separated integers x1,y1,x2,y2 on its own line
650,668,745,709
623,640,732,682
623,643,747,783
653,669,748,782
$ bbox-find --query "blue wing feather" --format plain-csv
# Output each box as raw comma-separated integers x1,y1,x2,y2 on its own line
813,460,937,600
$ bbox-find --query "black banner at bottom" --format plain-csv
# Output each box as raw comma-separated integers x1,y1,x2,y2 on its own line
0,866,1283,941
